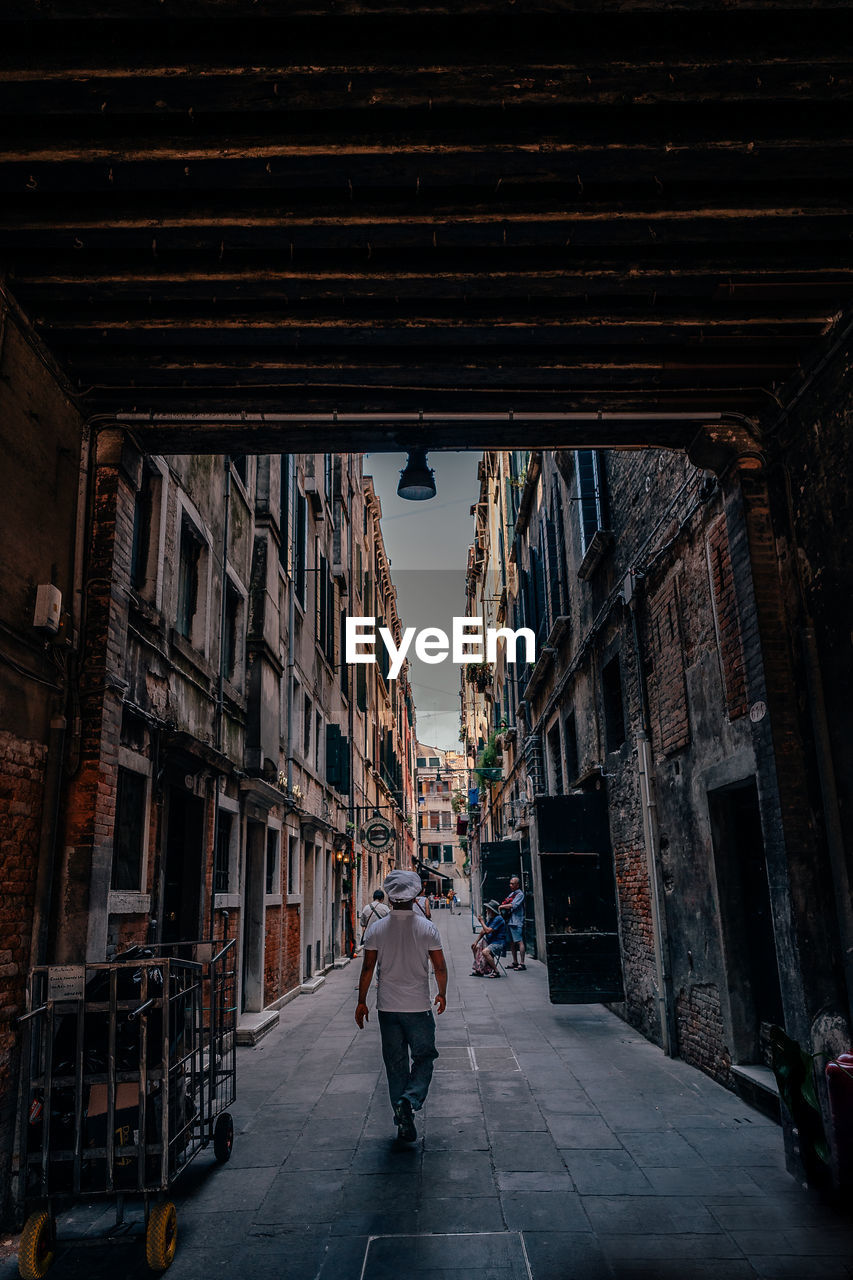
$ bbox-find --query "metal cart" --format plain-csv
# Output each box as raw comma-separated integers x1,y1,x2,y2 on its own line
15,936,237,1277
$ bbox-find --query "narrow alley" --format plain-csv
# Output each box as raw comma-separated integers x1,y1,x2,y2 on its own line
5,913,852,1280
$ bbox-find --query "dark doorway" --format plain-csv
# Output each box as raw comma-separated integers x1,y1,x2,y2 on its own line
162,787,204,947
536,793,624,1004
708,778,784,1064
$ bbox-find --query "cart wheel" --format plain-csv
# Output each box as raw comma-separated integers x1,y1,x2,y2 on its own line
213,1111,234,1163
18,1210,55,1280
145,1202,177,1273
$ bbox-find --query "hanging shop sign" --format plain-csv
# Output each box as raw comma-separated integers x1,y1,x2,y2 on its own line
362,815,394,851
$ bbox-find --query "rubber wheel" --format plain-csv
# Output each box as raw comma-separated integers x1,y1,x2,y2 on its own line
18,1210,55,1280
145,1202,177,1273
213,1112,234,1163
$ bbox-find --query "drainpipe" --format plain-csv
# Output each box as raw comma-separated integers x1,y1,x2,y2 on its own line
629,589,676,1056
208,455,231,943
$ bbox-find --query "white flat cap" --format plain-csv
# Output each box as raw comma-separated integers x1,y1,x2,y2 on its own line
383,869,423,901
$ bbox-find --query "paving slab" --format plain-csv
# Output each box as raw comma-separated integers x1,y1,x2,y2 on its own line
6,911,851,1280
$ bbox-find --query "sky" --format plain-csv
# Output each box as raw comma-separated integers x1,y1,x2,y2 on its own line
364,450,480,751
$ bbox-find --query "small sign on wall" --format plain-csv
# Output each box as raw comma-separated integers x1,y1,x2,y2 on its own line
47,965,85,1002
749,701,768,723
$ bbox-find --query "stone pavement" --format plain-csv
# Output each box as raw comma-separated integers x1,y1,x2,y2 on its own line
5,909,853,1280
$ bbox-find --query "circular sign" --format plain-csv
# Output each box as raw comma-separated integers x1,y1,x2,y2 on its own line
363,816,394,851
749,701,768,724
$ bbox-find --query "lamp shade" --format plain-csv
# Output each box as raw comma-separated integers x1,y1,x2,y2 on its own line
397,448,436,501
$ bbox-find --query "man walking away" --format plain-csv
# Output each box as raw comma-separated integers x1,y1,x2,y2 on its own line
501,875,527,970
360,888,390,942
355,869,447,1143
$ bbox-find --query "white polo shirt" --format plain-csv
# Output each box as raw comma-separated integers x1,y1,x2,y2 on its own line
364,910,443,1012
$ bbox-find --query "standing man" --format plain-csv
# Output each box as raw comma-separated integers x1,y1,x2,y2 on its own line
501,875,527,970
355,869,447,1143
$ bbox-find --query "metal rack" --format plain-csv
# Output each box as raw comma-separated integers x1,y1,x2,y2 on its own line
15,936,237,1277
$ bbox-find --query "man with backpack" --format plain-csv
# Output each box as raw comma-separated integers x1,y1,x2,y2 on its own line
359,888,390,943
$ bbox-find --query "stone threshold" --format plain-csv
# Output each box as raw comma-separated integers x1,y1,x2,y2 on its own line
235,1009,280,1046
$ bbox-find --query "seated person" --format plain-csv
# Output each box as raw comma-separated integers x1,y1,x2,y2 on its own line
470,900,508,977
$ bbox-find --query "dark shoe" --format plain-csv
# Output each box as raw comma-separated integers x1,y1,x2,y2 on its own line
508,964,520,970
517,964,527,970
393,1097,417,1142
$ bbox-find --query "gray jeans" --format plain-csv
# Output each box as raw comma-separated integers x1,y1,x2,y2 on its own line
377,1010,439,1114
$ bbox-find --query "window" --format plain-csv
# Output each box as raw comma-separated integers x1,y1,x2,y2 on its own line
417,756,427,768
303,694,312,758
279,454,291,568
547,721,564,796
443,844,454,862
429,812,440,831
315,710,322,772
575,450,605,556
214,809,233,894
112,767,147,890
602,654,626,752
287,835,300,896
356,661,367,713
429,756,440,767
564,710,579,784
131,464,157,594
265,827,280,895
295,491,307,606
317,555,335,663
223,580,241,681
440,812,451,830
324,453,333,501
177,517,202,640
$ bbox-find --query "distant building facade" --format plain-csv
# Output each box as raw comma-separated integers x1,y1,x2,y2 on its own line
416,743,469,904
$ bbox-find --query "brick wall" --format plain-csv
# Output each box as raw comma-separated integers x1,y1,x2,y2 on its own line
612,838,658,1035
282,905,302,996
675,983,732,1086
0,731,47,1222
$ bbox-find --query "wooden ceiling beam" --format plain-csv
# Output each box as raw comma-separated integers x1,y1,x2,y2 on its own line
0,62,851,116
